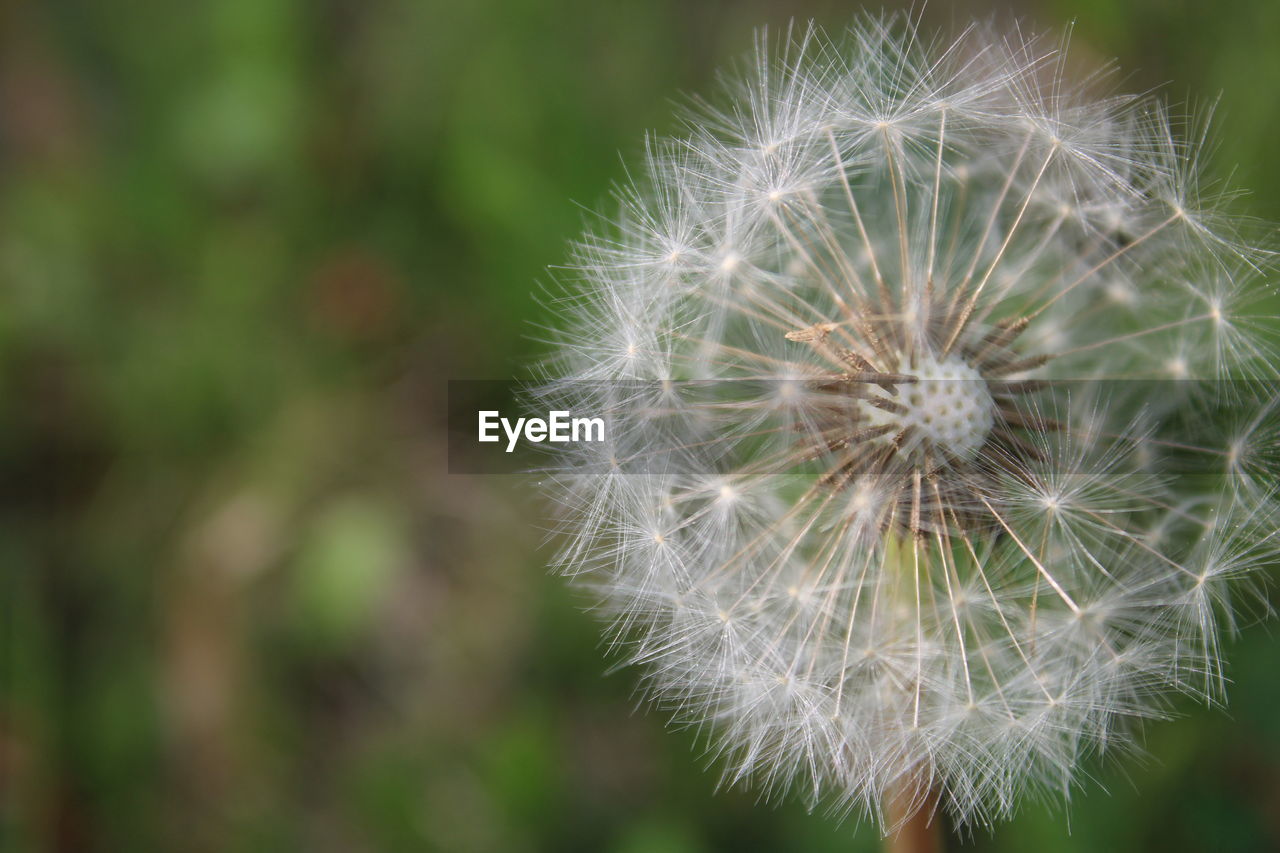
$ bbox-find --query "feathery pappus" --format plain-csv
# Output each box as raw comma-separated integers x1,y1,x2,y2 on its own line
537,13,1280,833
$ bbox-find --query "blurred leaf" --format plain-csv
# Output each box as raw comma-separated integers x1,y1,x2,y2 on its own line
289,497,407,650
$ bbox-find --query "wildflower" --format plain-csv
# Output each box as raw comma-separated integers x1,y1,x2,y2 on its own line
540,14,1279,833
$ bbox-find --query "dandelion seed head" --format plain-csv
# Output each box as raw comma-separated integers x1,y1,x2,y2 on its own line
538,13,1280,833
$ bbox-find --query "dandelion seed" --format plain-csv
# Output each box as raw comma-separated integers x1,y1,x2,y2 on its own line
538,13,1280,837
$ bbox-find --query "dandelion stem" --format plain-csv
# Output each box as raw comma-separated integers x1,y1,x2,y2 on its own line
884,778,942,853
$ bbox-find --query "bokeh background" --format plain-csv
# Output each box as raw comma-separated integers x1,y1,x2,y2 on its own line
3,1,1280,851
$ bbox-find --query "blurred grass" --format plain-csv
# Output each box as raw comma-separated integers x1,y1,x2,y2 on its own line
1,1,1278,851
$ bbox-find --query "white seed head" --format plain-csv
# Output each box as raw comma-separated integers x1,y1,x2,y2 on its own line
537,13,1280,833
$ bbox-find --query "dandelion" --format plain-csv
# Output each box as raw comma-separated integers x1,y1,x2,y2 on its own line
539,14,1279,842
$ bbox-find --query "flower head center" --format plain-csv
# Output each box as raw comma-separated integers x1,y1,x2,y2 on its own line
868,354,994,463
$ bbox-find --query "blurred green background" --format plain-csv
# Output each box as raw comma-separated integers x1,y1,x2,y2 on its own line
2,1,1279,851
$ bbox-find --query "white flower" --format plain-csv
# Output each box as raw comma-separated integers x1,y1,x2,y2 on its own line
539,14,1280,832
